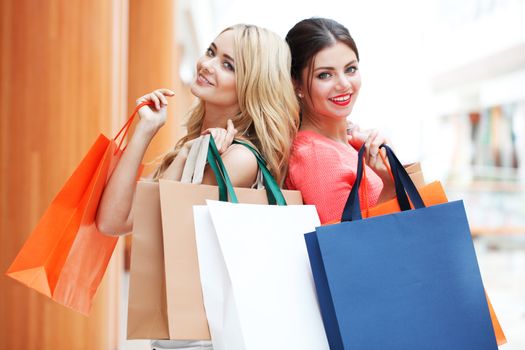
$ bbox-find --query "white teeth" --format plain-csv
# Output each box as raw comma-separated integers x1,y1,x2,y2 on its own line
331,95,350,102
199,74,213,85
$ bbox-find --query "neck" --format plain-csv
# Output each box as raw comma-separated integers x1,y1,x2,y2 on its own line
201,101,240,130
300,109,349,144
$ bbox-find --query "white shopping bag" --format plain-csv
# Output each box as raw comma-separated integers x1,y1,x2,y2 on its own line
194,200,329,350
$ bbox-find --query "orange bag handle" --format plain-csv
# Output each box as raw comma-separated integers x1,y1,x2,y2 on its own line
112,101,154,155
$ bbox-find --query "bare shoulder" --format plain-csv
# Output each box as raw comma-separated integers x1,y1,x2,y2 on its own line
222,144,257,170
220,143,258,187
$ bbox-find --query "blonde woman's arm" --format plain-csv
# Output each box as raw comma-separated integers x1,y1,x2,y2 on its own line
97,89,238,235
96,89,174,236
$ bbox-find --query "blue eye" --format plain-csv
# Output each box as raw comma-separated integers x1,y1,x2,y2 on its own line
346,66,358,74
223,61,235,72
317,72,331,79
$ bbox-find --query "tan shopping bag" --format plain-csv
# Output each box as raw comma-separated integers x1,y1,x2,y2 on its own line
127,136,209,339
127,180,169,339
404,162,425,189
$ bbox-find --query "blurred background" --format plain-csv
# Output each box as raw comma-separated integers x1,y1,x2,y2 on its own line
1,0,524,349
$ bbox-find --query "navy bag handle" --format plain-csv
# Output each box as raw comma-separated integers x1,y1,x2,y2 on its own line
341,144,425,222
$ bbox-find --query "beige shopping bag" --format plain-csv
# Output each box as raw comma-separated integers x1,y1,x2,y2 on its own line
127,136,209,339
404,162,425,189
127,180,169,339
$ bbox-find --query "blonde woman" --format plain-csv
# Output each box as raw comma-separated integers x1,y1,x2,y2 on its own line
96,24,299,350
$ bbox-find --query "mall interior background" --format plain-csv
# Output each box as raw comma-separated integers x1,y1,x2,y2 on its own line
0,0,523,349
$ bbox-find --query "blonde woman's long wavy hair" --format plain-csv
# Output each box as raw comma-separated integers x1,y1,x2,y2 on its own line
153,24,299,185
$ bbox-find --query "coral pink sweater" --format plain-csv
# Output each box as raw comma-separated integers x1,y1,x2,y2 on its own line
285,130,384,224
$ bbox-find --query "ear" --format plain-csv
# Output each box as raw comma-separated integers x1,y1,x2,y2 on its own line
293,80,304,98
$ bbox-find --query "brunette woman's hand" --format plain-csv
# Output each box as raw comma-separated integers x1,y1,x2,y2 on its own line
201,119,238,154
135,88,175,136
346,120,370,149
347,123,393,182
361,130,398,203
361,129,392,178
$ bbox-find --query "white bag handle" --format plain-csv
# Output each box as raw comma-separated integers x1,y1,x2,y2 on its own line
253,169,264,189
180,136,202,183
191,134,210,184
180,134,210,184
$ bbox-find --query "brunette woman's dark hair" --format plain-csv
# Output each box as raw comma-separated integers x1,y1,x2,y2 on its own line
285,17,359,95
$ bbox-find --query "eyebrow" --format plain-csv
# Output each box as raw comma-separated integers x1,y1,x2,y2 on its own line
314,59,358,71
210,42,235,63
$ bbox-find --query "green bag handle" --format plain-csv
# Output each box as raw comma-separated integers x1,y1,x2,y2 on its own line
207,142,227,202
207,136,238,203
233,140,287,206
206,137,287,205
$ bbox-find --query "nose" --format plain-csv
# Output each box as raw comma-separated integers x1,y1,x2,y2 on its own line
335,73,351,91
201,56,218,74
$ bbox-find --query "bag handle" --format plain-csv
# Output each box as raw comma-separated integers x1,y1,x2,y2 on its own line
170,134,228,202
359,149,396,217
180,136,207,184
113,101,153,155
204,138,287,205
383,145,425,209
232,140,287,206
206,136,237,203
161,134,226,201
163,132,286,205
341,144,424,222
176,135,280,204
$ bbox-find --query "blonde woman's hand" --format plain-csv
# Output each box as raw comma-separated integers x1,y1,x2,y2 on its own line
135,88,175,136
201,119,238,154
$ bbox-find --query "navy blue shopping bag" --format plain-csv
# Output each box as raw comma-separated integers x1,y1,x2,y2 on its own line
304,145,498,350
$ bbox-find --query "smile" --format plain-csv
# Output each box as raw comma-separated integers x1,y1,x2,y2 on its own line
329,93,351,106
197,74,214,86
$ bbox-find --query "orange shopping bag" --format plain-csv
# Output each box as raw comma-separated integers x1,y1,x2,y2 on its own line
355,156,507,346
6,102,148,314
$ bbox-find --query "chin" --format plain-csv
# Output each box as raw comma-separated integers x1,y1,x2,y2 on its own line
190,83,203,99
327,108,352,119
339,105,355,117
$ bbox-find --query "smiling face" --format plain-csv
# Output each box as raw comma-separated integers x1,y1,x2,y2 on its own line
299,41,361,122
191,29,239,111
